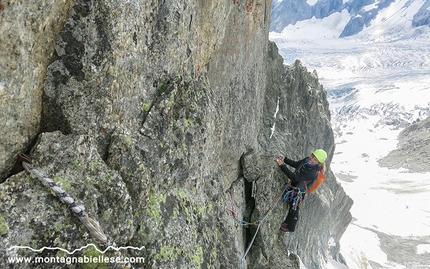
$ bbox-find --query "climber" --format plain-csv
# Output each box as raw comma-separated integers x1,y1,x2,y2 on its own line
275,149,327,232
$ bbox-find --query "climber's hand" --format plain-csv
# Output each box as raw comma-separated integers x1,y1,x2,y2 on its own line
276,158,283,166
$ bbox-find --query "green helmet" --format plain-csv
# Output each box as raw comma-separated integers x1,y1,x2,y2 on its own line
313,149,327,163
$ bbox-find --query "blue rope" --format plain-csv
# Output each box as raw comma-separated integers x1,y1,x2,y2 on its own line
238,185,286,269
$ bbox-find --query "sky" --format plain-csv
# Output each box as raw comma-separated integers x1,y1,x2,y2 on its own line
269,0,430,268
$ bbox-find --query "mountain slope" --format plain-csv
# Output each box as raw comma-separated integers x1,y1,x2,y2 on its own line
379,116,430,173
271,0,430,39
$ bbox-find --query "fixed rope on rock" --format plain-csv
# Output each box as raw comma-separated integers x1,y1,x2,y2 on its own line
227,184,287,269
17,153,133,269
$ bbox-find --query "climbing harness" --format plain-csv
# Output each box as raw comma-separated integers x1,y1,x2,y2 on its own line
229,184,287,269
283,187,303,211
17,154,136,269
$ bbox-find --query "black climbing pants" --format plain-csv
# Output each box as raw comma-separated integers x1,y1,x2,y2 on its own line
284,203,300,232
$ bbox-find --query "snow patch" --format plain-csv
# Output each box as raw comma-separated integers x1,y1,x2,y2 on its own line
358,0,428,41
416,244,430,254
307,0,318,6
362,3,378,12
270,10,351,40
274,97,280,118
270,98,280,138
339,224,389,269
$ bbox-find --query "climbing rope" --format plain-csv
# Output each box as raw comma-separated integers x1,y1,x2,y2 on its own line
225,189,239,221
225,189,256,227
19,154,134,269
237,184,287,269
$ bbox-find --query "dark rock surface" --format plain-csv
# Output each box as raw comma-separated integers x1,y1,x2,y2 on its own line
379,116,430,173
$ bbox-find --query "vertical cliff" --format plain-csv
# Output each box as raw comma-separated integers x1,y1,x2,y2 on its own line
0,0,352,268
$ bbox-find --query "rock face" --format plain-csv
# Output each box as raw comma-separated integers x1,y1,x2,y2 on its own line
339,0,396,37
0,0,352,269
379,116,430,173
413,0,430,27
0,0,74,181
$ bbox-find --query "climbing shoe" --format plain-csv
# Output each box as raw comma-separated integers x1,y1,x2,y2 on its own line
280,222,291,232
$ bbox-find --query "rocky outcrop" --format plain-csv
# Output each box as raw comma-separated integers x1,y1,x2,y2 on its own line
0,0,352,268
379,116,430,173
413,0,430,28
254,56,353,268
270,0,313,32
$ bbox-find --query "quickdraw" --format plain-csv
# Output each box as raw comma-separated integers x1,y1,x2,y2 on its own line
283,187,303,210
